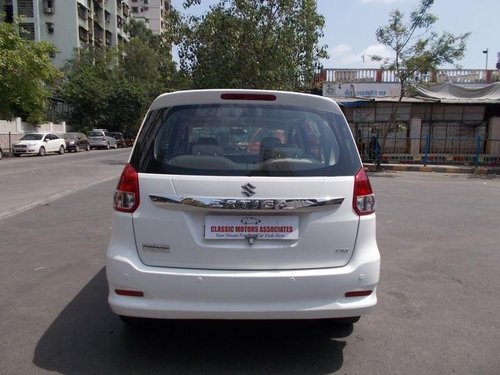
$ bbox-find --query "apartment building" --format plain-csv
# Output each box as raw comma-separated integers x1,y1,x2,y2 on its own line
129,0,169,34
0,0,132,67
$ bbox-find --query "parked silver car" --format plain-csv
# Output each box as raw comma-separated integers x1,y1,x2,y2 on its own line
88,129,117,150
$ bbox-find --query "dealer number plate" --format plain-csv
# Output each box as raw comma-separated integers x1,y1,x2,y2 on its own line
204,215,299,240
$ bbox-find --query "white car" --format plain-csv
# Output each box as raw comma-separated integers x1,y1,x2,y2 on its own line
12,133,66,156
107,89,380,324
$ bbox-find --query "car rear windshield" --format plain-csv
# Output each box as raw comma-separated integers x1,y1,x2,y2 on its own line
89,131,105,137
130,104,361,177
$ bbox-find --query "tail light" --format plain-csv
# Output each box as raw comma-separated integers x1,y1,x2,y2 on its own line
114,163,140,213
353,168,375,216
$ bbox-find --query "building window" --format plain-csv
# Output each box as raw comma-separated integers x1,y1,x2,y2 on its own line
19,22,35,40
78,27,88,42
18,0,34,17
77,4,88,20
105,30,112,46
43,0,54,14
132,6,138,13
46,22,54,34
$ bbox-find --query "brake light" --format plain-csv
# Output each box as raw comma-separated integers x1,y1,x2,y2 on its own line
353,168,375,216
113,163,140,213
221,93,276,101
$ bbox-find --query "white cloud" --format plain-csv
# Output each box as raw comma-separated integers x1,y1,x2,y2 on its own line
322,43,395,69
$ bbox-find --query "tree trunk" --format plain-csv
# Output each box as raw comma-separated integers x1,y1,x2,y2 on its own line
376,81,405,171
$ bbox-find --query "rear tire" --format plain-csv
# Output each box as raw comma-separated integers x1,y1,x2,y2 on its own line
106,143,110,150
86,144,91,151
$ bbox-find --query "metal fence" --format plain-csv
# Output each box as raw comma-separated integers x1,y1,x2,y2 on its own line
359,135,500,167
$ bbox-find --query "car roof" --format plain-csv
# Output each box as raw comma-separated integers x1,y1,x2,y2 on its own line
149,89,342,113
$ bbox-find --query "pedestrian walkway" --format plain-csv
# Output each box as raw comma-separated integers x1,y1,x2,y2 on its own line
364,163,500,176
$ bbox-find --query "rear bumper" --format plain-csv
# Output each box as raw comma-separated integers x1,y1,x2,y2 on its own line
89,140,108,148
107,263,378,320
106,223,380,320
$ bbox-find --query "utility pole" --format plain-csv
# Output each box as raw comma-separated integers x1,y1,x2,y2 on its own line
483,48,489,70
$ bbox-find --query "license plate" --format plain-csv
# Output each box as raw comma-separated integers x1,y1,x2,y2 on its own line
204,215,299,240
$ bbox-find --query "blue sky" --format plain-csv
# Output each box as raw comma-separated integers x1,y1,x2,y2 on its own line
170,0,499,70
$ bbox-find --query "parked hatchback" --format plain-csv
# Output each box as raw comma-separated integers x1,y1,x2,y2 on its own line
62,132,91,152
107,90,380,324
12,133,66,156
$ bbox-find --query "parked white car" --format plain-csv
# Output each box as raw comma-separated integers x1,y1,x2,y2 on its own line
12,133,66,156
107,89,380,324
88,129,118,150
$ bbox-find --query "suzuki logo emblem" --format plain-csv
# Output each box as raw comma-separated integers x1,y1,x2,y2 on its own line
241,183,256,197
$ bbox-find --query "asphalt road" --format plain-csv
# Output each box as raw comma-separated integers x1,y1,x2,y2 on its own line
0,148,131,221
0,151,499,374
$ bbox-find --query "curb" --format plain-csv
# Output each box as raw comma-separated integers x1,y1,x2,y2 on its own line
364,163,500,175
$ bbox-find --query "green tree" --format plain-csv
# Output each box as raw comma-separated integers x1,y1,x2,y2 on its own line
0,18,62,124
124,18,184,92
62,42,162,132
61,47,115,130
168,0,328,90
370,0,469,167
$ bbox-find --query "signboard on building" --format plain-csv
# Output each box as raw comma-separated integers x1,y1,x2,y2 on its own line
323,83,401,98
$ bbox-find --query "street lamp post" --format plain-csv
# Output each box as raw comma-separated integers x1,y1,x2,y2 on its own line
482,48,489,70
